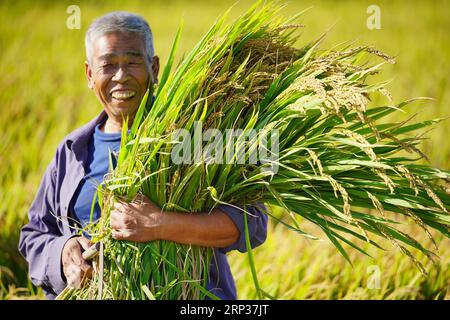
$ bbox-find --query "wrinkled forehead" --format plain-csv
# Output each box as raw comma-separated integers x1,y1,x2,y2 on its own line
92,32,147,60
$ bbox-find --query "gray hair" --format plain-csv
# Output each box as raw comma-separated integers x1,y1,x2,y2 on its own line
85,11,154,65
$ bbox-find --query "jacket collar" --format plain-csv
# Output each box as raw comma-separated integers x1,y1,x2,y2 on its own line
67,110,108,169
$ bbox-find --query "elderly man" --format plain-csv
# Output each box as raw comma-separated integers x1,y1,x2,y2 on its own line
18,12,267,300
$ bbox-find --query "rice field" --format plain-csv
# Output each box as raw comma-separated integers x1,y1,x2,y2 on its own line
0,0,449,300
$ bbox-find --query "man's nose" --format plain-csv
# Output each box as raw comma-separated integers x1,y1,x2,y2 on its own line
111,66,131,83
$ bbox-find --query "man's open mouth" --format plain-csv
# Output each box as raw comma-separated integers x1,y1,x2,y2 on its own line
111,90,136,101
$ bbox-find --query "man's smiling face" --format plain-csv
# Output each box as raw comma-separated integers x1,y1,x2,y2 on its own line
85,32,159,121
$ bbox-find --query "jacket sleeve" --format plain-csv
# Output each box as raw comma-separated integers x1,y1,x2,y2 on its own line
18,155,73,298
217,203,268,254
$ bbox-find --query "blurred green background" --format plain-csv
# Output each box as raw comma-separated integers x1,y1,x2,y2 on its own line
0,0,449,299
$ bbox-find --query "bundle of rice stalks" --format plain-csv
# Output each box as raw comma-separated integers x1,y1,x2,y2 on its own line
58,1,450,299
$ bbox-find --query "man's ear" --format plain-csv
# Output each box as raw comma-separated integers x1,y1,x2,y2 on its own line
85,61,94,89
151,56,160,84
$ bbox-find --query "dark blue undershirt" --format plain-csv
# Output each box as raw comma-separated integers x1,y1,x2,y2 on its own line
71,119,121,229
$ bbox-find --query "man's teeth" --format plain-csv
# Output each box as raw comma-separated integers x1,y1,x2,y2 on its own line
112,91,136,100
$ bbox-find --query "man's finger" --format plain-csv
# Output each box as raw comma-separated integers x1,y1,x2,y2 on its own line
71,247,83,266
112,229,130,240
110,210,121,229
77,237,93,251
80,266,93,287
116,201,135,215
113,201,126,211
82,242,100,261
80,260,93,274
111,229,122,240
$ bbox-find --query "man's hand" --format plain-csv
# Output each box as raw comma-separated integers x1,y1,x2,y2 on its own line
62,236,93,289
110,195,164,242
109,195,241,248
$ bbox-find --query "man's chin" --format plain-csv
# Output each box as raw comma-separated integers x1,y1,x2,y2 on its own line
111,97,140,108
108,100,139,118
111,97,137,105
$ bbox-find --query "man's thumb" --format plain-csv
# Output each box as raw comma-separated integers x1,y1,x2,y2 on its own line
77,236,93,251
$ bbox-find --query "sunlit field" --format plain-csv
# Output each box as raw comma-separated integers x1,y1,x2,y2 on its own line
0,0,449,299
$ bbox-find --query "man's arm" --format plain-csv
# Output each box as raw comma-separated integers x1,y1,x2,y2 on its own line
110,197,268,252
18,157,73,298
215,203,268,254
18,150,93,298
